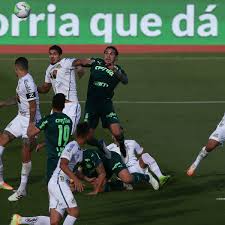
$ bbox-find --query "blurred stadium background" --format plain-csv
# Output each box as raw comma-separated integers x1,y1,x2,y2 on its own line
1,1,225,225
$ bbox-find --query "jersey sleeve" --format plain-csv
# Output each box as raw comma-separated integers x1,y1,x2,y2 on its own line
36,116,48,130
22,78,37,101
63,58,76,68
60,143,75,161
45,70,51,84
133,141,144,155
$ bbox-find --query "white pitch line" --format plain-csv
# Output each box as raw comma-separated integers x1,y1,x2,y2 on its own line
40,100,225,104
1,56,225,61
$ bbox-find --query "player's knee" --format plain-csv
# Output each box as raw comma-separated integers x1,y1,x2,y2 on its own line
122,174,133,184
50,220,59,225
0,133,10,146
68,207,80,218
206,140,220,152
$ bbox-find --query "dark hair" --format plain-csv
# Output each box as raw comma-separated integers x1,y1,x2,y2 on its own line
104,46,119,56
15,57,28,70
52,93,65,111
76,122,90,138
49,45,63,55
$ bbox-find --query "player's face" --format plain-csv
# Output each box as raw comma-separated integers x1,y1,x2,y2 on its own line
49,50,61,64
104,48,117,66
14,65,20,77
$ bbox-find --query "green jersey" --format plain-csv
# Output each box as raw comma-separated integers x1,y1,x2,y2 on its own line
36,112,72,182
81,149,126,179
87,58,125,100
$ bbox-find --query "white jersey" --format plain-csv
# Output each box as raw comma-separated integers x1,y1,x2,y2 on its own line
16,73,40,118
51,141,83,182
45,58,78,102
107,140,143,167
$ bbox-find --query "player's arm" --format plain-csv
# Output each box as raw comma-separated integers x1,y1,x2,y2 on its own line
72,58,95,67
0,96,17,108
28,100,36,124
90,162,106,195
113,66,128,85
37,82,52,94
27,123,40,138
60,158,84,192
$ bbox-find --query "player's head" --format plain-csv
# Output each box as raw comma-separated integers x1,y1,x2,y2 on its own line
52,93,65,111
76,122,91,144
15,57,28,76
49,45,62,65
104,46,119,66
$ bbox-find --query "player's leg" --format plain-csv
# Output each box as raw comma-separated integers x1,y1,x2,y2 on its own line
64,207,79,225
0,115,22,190
140,153,170,186
63,102,81,134
10,214,50,225
187,139,220,176
50,209,62,225
8,116,32,201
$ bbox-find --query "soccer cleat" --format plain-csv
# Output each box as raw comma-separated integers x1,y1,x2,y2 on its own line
148,173,159,190
8,189,26,202
159,175,171,187
0,182,13,190
10,214,21,225
187,164,196,176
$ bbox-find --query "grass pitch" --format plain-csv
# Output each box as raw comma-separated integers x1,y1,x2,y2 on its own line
1,54,225,225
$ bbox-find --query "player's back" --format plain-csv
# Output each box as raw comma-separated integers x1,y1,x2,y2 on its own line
16,73,40,119
45,58,78,102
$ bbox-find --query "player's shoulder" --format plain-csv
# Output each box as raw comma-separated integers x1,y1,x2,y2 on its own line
92,58,104,65
125,139,138,145
65,140,79,152
61,57,75,66
107,143,117,150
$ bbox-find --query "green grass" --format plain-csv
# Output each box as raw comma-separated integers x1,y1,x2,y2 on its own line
1,53,225,224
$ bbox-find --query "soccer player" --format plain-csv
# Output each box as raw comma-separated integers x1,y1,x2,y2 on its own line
27,93,73,183
107,138,171,187
0,57,41,201
38,45,84,134
187,114,225,176
73,46,128,157
10,122,90,225
78,148,159,194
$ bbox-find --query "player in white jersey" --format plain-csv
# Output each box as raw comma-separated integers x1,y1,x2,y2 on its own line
10,122,91,225
107,138,171,187
187,113,225,176
0,57,41,201
38,45,85,134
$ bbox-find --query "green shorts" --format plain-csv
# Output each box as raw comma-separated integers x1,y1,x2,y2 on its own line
84,99,120,129
104,152,127,178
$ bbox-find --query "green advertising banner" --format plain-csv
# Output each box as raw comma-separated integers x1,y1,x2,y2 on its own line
0,0,224,46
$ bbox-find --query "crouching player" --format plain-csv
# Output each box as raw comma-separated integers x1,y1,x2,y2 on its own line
108,138,171,188
10,122,90,225
77,148,159,195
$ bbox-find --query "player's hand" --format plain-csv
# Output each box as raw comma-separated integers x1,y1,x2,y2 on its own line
36,143,45,152
84,177,96,183
72,177,84,192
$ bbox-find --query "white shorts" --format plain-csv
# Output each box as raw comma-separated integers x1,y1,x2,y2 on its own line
209,114,225,144
59,102,81,134
127,161,147,175
4,114,41,139
48,176,77,217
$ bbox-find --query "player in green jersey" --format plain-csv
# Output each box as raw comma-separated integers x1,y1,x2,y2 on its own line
27,93,72,182
76,149,159,195
72,46,128,158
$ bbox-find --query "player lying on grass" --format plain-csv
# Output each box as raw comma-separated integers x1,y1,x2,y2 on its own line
27,93,73,183
0,57,41,202
108,137,171,188
72,46,128,158
10,122,91,225
77,148,159,195
187,114,225,176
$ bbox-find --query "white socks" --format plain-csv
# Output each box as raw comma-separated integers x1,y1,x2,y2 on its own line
141,153,163,178
0,146,5,184
21,216,50,225
18,161,32,193
193,147,208,168
63,215,77,225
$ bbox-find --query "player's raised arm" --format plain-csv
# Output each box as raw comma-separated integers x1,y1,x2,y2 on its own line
0,96,17,108
113,66,128,85
72,58,95,67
